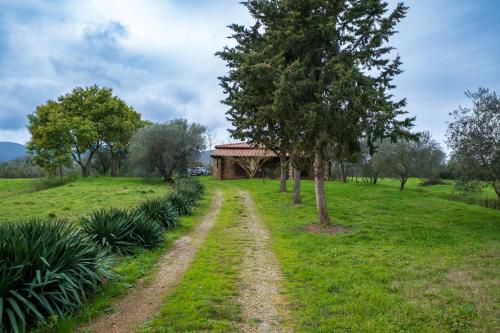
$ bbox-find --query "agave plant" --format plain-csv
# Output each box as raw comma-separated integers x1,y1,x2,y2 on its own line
172,177,204,200
0,218,113,333
130,212,164,249
166,191,194,216
80,208,137,255
136,198,178,229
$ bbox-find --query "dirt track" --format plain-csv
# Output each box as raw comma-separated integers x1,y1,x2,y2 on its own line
82,190,223,333
237,191,293,333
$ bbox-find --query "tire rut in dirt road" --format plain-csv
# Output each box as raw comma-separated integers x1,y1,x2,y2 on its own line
82,190,223,333
237,191,294,333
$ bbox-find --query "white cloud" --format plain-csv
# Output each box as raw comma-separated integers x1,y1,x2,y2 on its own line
0,0,250,144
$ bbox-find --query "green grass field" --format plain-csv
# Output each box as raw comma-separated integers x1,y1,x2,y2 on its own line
204,178,499,332
377,177,498,202
1,176,498,332
0,178,35,199
0,177,170,221
0,176,213,332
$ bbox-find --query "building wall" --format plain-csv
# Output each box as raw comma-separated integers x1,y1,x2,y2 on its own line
212,156,281,180
212,156,329,180
212,157,222,180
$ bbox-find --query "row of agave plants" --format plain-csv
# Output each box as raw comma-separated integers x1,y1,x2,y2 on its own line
0,176,204,333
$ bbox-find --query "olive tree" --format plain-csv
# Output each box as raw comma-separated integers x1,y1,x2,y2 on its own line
446,88,500,200
128,119,206,182
375,132,446,190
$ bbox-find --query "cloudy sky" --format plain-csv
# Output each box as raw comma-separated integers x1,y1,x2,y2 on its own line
0,0,499,150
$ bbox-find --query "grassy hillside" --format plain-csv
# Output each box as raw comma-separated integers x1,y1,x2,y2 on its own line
0,177,170,221
0,178,36,199
207,178,499,332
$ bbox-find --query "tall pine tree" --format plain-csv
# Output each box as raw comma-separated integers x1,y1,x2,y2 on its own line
219,0,414,224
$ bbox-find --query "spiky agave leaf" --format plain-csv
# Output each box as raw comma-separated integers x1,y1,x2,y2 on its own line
172,177,204,200
166,191,194,216
129,212,164,249
80,208,136,255
0,219,113,333
136,199,178,229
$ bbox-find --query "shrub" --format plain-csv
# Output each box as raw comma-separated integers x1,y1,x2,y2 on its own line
130,212,164,249
166,191,194,216
80,208,137,255
136,199,178,229
172,176,204,200
420,178,448,186
0,219,113,333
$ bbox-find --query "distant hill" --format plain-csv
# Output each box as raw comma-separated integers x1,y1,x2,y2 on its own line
197,150,214,167
0,142,27,162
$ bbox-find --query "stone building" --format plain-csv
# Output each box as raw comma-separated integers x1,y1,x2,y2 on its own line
211,142,316,180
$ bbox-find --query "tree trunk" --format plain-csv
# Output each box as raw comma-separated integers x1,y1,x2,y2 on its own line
164,169,174,183
81,147,98,177
81,165,90,177
279,152,287,192
493,180,500,201
339,160,347,182
111,154,118,177
400,177,407,191
59,165,63,181
314,145,330,225
373,174,378,184
293,167,301,204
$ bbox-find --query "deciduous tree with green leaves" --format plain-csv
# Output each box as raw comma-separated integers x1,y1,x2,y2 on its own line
28,85,142,177
27,101,72,179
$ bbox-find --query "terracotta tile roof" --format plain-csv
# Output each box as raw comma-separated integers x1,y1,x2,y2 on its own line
211,142,278,157
214,142,253,149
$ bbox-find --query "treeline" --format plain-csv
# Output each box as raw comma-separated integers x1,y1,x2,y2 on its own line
0,157,44,178
26,85,206,181
328,131,446,191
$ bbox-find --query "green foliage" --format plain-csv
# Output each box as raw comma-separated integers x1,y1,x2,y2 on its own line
0,219,113,333
27,101,73,177
130,212,164,249
80,208,137,255
0,176,205,332
136,199,178,230
166,191,194,216
127,119,206,182
27,85,142,177
446,88,500,200
374,132,446,190
218,0,416,223
420,178,448,186
172,176,205,200
37,186,213,333
0,157,43,179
